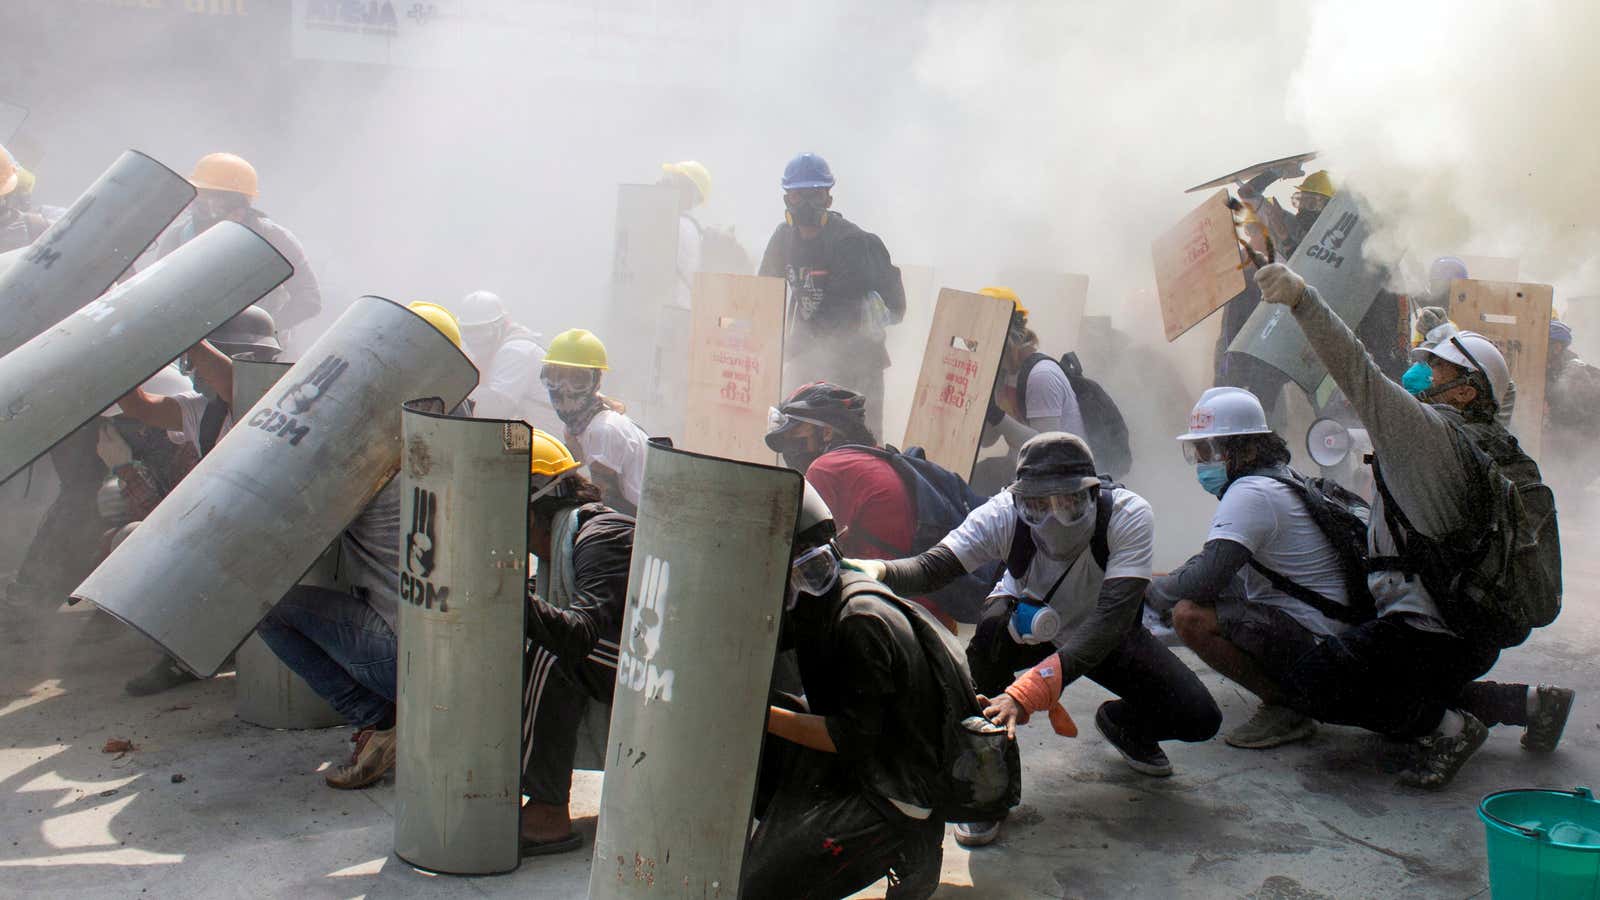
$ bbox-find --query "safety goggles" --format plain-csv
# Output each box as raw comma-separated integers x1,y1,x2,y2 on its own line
540,365,597,394
789,542,840,602
784,189,828,209
1180,438,1223,465
1014,489,1094,528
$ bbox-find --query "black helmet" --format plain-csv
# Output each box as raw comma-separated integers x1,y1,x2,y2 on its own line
764,382,867,451
210,305,281,360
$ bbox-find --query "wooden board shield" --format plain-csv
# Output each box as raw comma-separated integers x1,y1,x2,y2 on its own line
1226,191,1394,394
1152,190,1247,342
588,444,800,899
1448,279,1554,458
607,183,681,417
901,288,1014,479
882,263,936,447
681,272,786,464
999,268,1089,352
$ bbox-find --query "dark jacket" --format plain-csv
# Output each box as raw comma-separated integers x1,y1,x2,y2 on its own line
525,503,635,699
758,212,905,342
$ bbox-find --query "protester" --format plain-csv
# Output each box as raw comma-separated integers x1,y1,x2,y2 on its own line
153,152,322,339
659,160,710,309
453,289,562,434
518,430,634,856
857,433,1220,846
0,143,51,251
759,152,906,438
1253,262,1573,788
1542,318,1600,512
1237,167,1333,256
763,381,994,627
1147,387,1362,749
976,291,1089,492
741,484,946,899
539,328,649,515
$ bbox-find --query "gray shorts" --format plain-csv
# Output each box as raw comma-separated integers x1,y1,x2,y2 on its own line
1215,597,1325,683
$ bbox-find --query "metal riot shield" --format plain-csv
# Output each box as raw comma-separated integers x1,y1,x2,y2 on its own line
72,296,479,676
0,150,194,359
0,221,292,484
230,358,345,730
1226,191,1394,394
394,406,530,876
588,444,802,899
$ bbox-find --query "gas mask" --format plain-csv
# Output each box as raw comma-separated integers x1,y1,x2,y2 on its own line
784,190,829,229
541,364,601,426
786,541,841,610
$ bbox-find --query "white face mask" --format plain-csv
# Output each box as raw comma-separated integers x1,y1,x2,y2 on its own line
1032,501,1096,560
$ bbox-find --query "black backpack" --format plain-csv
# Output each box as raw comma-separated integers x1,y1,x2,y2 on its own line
836,444,1002,622
1370,410,1561,649
1016,352,1133,479
839,572,1021,822
1229,470,1376,625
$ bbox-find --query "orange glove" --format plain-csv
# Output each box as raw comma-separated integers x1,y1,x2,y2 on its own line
1003,658,1078,737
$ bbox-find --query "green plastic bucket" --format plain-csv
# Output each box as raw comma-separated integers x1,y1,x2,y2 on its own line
1479,786,1600,899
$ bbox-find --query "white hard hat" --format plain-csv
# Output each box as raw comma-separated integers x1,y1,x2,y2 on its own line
1410,331,1510,408
1177,386,1271,442
456,290,506,328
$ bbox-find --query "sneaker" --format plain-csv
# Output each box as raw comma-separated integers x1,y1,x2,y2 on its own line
1522,685,1575,753
125,656,201,696
1093,702,1172,777
953,820,1002,848
1225,704,1316,749
1399,711,1488,790
325,726,396,789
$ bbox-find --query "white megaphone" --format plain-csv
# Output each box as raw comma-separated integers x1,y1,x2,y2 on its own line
1306,417,1371,468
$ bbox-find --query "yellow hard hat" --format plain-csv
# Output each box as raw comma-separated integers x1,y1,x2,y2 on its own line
190,152,259,198
662,160,711,205
980,286,1028,318
1296,170,1335,199
528,428,581,478
0,145,17,197
544,328,609,370
407,300,463,349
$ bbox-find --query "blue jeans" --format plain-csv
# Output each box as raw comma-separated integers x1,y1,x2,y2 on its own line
256,585,397,729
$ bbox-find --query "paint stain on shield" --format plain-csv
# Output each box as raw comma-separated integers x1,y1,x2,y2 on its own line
407,436,433,477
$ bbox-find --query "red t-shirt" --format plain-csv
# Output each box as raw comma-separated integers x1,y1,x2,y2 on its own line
805,448,916,562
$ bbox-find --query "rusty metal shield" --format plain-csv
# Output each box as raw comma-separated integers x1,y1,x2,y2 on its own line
72,296,479,676
588,444,801,898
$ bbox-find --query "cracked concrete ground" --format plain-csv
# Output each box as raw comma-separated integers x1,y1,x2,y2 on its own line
0,521,1595,899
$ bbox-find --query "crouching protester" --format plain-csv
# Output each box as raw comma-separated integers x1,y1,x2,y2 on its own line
856,433,1221,847
1253,263,1573,789
519,430,635,857
1147,387,1371,750
744,485,1016,900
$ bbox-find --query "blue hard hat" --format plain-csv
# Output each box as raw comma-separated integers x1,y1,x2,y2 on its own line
782,153,835,190
1551,319,1573,345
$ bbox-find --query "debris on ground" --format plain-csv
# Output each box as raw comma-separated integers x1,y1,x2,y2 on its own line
170,773,186,784
102,738,137,754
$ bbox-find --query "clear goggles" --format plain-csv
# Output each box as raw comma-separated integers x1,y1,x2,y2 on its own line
540,365,596,393
1014,489,1094,528
1180,437,1223,465
789,542,840,600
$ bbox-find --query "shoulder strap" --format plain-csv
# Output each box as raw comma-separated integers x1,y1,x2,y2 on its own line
198,399,230,457
1091,486,1113,571
1246,559,1361,623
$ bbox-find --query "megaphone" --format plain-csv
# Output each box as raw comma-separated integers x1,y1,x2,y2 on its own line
1306,417,1370,468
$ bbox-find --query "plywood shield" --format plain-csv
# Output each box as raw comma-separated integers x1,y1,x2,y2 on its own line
999,268,1089,351
394,408,530,876
1227,191,1393,394
588,444,801,899
901,288,1014,479
73,296,479,676
607,183,682,418
0,222,292,483
1152,189,1247,342
681,272,786,464
1448,279,1554,458
0,150,194,359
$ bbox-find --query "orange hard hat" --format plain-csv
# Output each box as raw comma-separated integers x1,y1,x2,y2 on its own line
190,152,259,198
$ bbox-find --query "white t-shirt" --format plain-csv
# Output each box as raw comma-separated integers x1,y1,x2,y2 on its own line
673,215,703,309
943,487,1154,647
570,408,649,509
1022,359,1086,437
1208,475,1351,636
471,335,564,436
166,390,232,455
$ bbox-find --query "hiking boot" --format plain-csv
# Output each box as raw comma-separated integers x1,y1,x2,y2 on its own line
1522,685,1575,753
125,656,200,696
1225,704,1316,749
1399,711,1488,790
325,726,396,789
954,820,1002,848
1093,702,1172,777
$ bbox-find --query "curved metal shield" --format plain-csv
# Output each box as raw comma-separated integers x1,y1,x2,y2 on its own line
0,150,194,358
72,296,479,676
229,358,345,730
393,407,530,875
0,221,292,484
588,445,801,899
1226,192,1392,394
